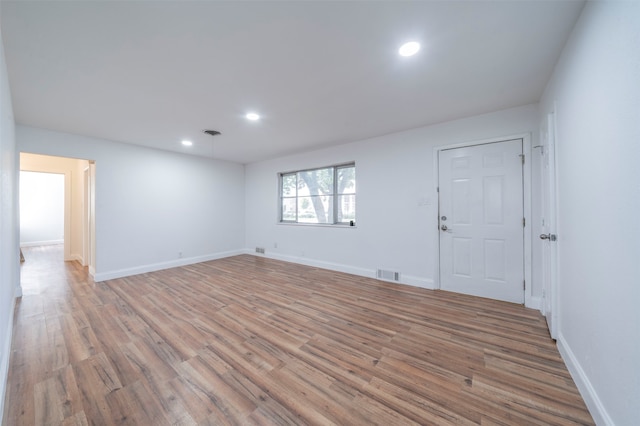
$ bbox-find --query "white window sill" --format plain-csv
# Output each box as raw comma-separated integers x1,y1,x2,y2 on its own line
277,222,357,228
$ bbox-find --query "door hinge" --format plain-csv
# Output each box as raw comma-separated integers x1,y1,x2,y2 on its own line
519,154,525,165
523,217,526,227
523,280,526,290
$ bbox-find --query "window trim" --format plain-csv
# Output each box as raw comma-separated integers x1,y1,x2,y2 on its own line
278,162,355,226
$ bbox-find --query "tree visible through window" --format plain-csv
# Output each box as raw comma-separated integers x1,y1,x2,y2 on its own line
280,163,355,225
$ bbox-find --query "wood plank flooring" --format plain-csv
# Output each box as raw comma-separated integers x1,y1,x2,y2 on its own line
3,245,594,425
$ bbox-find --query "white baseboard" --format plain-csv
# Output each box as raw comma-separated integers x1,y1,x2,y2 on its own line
252,250,373,278
93,249,246,282
557,332,612,426
0,294,18,423
246,250,435,290
401,274,436,290
20,239,63,248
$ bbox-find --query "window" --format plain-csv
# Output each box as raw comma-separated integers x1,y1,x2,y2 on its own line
280,163,356,225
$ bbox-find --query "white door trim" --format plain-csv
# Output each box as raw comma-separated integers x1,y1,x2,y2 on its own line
432,133,535,308
83,167,90,267
540,107,560,338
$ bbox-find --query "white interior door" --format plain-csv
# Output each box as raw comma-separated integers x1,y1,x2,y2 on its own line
540,112,559,338
438,139,524,303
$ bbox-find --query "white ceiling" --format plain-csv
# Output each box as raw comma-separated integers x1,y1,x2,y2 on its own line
1,1,584,164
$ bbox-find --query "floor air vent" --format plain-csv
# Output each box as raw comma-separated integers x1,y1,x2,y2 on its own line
377,269,400,282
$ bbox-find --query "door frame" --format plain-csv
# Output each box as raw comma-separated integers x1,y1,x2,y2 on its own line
539,110,559,338
86,162,96,277
83,167,90,267
432,133,535,308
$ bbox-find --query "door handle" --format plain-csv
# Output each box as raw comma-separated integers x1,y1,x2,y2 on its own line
441,225,451,232
540,233,557,241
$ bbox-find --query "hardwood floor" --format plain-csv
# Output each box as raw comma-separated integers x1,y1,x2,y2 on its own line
3,245,593,425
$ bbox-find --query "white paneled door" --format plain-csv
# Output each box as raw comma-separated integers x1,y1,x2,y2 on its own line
438,139,524,303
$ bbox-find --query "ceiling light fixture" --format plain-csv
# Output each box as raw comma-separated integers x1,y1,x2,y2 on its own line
399,41,420,57
181,140,193,147
246,112,260,121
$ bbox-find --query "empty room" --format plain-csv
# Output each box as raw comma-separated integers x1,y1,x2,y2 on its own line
0,1,638,425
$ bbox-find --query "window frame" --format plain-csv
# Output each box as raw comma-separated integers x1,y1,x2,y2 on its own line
278,162,355,226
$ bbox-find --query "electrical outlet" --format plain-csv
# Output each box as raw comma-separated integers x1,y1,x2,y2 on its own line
178,251,183,258
274,242,278,248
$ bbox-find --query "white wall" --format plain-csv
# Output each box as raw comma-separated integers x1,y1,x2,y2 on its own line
246,104,540,296
19,171,64,245
539,2,640,424
17,125,246,281
0,12,20,421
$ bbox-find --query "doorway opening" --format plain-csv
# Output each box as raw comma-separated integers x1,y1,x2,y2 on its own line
19,153,96,291
19,171,64,248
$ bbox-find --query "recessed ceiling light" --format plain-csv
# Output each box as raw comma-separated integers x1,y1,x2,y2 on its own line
399,41,420,57
246,112,260,121
181,140,193,147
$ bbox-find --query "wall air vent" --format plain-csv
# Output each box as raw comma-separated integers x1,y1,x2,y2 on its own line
377,269,400,282
203,130,221,137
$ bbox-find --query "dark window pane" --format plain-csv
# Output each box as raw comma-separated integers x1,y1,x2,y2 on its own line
281,174,297,197
337,194,356,222
281,198,296,221
298,168,333,196
337,166,356,194
298,195,333,223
